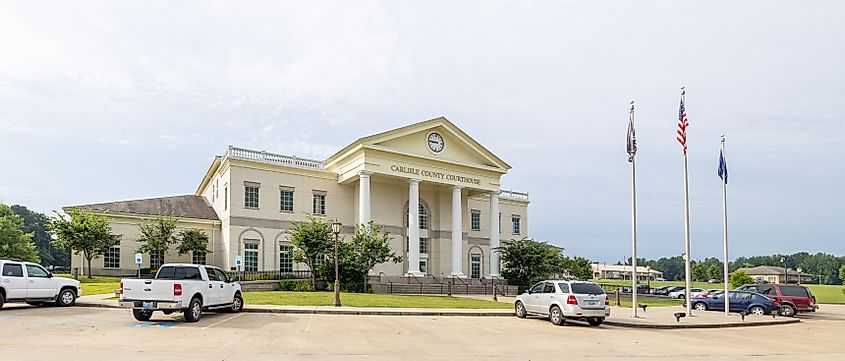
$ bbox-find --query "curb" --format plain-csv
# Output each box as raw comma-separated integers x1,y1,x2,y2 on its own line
76,302,515,317
602,318,800,329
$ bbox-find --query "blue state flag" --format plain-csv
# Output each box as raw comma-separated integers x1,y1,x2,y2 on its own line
718,149,728,184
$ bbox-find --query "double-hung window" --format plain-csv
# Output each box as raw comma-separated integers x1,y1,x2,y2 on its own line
104,240,121,268
471,210,481,231
512,215,521,235
245,182,260,209
280,186,294,212
312,191,326,216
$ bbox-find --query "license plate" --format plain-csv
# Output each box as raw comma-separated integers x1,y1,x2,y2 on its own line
142,302,155,310
586,300,597,306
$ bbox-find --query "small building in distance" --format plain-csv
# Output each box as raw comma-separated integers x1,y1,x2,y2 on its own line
591,264,663,281
733,265,814,284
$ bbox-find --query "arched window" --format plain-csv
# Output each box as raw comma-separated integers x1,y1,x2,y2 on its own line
404,202,429,230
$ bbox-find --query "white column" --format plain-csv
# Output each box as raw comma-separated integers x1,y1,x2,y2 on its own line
358,171,372,227
407,179,423,276
489,192,500,277
451,185,465,277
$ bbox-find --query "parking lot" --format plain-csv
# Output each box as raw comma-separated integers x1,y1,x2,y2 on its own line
1,304,845,360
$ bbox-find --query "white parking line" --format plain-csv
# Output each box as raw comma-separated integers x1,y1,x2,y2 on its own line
202,313,247,329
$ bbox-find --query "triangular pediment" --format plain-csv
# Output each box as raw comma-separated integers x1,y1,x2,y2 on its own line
326,117,511,172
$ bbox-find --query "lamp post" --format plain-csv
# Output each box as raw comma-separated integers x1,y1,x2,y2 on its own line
331,220,342,307
780,257,786,284
646,266,651,291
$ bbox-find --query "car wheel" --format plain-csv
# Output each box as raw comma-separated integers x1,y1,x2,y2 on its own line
549,305,565,326
694,302,707,311
0,292,5,309
587,317,603,327
780,305,796,317
132,309,153,322
56,289,76,307
515,301,527,318
228,294,244,313
184,297,203,323
750,306,765,316
678,294,685,299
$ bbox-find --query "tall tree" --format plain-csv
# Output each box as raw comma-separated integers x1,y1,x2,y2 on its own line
287,216,333,288
0,203,40,262
49,209,118,278
136,215,179,267
498,238,563,291
10,205,70,267
562,256,593,280
176,229,211,262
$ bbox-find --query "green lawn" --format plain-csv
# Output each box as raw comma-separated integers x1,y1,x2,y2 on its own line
56,274,121,296
244,291,513,309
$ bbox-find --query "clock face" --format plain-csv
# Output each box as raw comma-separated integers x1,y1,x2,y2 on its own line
427,133,444,153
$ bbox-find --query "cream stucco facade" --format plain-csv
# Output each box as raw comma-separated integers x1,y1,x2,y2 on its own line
69,117,530,279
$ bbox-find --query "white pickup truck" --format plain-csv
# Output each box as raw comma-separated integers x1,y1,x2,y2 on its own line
118,263,243,322
1,259,82,308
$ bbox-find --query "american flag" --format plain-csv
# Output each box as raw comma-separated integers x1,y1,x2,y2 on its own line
677,97,689,155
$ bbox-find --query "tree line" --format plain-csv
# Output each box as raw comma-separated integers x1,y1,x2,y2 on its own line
625,252,845,285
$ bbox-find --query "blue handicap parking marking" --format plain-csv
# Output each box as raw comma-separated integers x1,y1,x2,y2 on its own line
128,321,180,328
0,316,22,321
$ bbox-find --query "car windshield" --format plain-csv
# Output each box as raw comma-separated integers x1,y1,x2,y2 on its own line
780,286,810,297
570,283,605,295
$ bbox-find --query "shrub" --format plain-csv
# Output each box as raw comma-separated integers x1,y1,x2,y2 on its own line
293,282,315,292
730,271,754,289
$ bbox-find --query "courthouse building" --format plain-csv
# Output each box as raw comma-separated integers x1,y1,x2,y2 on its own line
67,117,530,279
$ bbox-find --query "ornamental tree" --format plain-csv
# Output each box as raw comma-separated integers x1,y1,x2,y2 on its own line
136,215,178,267
729,270,755,289
176,228,211,261
287,216,333,288
350,222,402,292
49,209,119,278
0,203,40,263
497,238,563,292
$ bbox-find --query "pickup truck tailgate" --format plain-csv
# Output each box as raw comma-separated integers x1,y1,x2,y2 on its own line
121,279,177,302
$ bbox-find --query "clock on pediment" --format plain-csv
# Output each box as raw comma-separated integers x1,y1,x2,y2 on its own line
427,132,444,153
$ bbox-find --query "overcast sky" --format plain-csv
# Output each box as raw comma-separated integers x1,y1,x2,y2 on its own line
1,1,843,263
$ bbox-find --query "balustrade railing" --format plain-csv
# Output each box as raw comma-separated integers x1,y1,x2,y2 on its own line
226,146,324,170
499,189,530,202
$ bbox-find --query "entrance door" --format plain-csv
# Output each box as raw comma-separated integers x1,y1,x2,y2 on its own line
470,255,481,279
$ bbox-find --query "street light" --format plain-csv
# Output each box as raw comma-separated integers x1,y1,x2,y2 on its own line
780,257,786,284
331,220,342,307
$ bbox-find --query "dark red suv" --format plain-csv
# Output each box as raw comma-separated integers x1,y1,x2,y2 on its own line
735,284,817,317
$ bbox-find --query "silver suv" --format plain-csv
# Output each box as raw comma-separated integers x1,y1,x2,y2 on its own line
514,280,610,326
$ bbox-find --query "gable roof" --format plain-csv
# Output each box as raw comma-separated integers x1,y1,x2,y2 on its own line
324,116,511,171
735,265,813,277
65,195,220,221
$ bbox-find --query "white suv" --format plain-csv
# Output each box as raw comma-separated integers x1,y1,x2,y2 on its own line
0,259,82,309
515,280,610,326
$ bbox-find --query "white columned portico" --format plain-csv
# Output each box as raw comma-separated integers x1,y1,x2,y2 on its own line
451,185,465,277
358,171,372,226
489,191,501,277
407,179,423,276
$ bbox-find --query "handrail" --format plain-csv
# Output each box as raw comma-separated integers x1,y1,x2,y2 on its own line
408,273,423,294
452,275,469,294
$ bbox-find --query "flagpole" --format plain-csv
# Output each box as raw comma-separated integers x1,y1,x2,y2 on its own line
630,100,638,318
721,134,730,316
681,86,692,316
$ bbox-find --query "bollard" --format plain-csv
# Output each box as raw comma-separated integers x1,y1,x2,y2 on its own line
615,289,621,306
72,267,79,280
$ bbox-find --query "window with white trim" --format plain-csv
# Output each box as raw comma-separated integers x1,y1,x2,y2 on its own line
150,250,164,270
312,193,326,215
244,243,259,272
404,203,429,229
245,184,260,209
512,215,521,235
280,188,294,212
279,245,293,273
471,254,482,279
471,209,481,231
104,241,120,268
420,259,428,274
